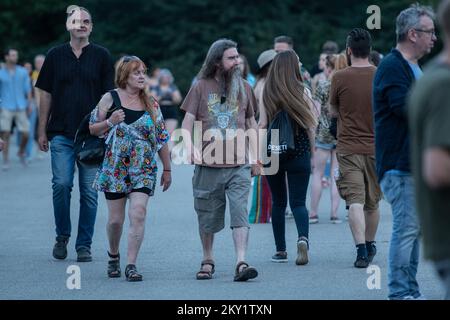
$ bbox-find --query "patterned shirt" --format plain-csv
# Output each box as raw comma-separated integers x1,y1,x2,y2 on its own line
314,79,336,145
89,106,169,195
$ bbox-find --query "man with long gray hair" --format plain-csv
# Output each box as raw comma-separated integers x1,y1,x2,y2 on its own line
373,3,437,300
181,39,260,281
409,0,450,300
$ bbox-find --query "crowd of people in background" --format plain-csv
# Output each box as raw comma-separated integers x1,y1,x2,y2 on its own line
0,0,449,299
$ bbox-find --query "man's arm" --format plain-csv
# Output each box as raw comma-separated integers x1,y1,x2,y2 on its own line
37,91,52,152
102,50,115,92
423,148,450,188
328,73,339,118
376,64,411,120
181,112,201,163
24,72,33,115
329,104,338,118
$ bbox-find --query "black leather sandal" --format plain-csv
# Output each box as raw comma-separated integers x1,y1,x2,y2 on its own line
107,251,121,278
196,259,215,280
125,264,143,282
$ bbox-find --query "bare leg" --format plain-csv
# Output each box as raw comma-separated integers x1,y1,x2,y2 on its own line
165,119,178,151
127,192,149,265
348,203,366,245
310,148,329,218
18,132,29,156
106,197,126,255
364,209,380,242
330,150,340,218
199,229,214,273
233,227,249,264
1,132,10,167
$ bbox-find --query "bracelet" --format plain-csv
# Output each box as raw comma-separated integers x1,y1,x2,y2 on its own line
163,169,171,172
106,119,114,128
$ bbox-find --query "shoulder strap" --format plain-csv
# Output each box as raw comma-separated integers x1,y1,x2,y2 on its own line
109,90,122,111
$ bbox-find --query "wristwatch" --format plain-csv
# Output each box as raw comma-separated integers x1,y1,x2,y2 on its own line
106,119,114,128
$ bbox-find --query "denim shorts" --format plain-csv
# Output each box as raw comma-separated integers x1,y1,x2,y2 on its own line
316,141,336,151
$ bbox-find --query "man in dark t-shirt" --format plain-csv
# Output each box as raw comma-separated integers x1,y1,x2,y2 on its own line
35,5,114,262
329,28,381,270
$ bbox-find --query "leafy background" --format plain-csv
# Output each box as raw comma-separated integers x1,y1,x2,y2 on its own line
0,0,441,94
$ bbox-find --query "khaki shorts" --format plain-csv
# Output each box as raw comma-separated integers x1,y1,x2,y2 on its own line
0,109,30,133
193,165,251,233
335,153,382,211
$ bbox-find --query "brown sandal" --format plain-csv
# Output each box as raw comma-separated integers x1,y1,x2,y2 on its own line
234,261,258,282
196,259,215,280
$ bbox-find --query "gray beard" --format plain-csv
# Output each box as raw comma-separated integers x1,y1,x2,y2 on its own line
219,67,246,105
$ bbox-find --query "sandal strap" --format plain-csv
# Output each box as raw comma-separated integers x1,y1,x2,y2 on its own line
108,251,120,259
201,259,215,268
200,259,215,274
125,264,141,277
235,261,249,275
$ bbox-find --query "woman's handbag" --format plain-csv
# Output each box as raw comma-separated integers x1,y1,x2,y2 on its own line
73,90,121,165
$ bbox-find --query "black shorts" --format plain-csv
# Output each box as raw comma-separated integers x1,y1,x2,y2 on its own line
160,105,178,120
104,187,151,200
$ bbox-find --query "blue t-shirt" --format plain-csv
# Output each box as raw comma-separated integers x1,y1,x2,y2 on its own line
408,62,423,80
0,66,31,110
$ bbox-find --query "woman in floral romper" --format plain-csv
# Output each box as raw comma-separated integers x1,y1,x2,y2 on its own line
89,56,171,281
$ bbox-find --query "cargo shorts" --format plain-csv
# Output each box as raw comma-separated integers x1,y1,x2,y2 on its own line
335,153,382,211
192,165,251,233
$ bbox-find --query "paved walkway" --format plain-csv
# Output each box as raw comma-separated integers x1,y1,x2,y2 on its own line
0,146,444,300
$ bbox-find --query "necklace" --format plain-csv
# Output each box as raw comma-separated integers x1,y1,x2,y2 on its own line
119,88,140,104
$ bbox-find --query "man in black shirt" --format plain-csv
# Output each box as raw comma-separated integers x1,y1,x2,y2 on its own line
36,5,114,262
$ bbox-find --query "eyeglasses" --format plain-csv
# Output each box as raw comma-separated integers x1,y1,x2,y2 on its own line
414,29,436,37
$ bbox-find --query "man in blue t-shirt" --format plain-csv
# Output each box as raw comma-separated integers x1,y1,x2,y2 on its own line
373,4,437,300
0,48,32,170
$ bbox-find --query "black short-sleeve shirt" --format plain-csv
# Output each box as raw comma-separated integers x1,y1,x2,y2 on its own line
35,43,114,139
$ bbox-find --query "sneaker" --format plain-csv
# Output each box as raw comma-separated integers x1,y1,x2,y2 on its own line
296,238,309,265
77,247,92,262
309,216,319,224
271,252,288,263
367,242,377,263
53,236,69,260
354,255,369,268
330,217,342,224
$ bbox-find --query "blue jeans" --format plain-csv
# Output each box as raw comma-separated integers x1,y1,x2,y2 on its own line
381,173,421,299
266,156,311,252
50,135,98,250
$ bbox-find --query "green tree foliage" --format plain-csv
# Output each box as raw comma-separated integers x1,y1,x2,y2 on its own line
0,0,441,94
